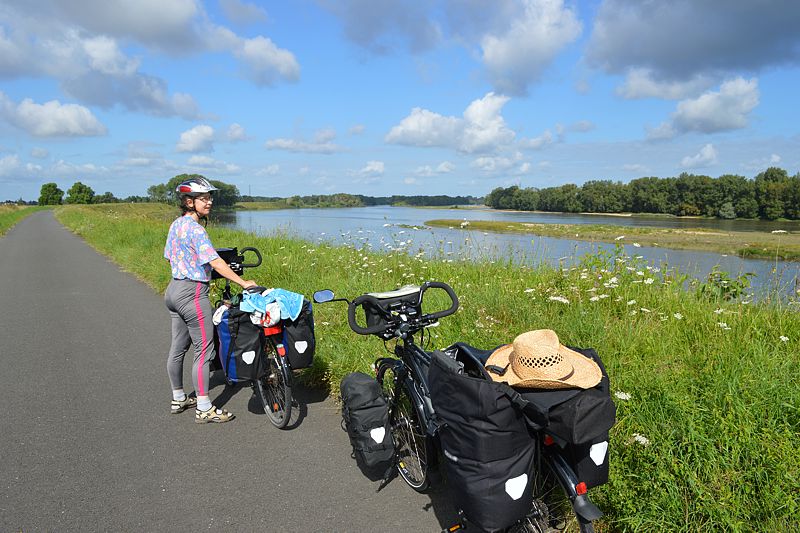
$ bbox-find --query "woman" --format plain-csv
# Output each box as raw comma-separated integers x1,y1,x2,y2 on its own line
163,176,256,423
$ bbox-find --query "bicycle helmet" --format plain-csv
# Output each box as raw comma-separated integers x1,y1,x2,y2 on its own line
175,176,219,196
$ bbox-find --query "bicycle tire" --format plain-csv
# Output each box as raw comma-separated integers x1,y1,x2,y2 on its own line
509,444,595,533
377,362,431,492
254,336,293,428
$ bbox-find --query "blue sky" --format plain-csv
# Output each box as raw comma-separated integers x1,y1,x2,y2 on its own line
1,0,799,200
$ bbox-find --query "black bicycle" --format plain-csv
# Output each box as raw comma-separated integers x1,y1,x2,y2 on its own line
214,246,292,429
314,281,603,533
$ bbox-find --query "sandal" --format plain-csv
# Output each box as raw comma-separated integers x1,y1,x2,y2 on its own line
195,406,235,424
170,394,197,414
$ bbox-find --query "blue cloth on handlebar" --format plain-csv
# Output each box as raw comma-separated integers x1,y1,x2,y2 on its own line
240,288,304,321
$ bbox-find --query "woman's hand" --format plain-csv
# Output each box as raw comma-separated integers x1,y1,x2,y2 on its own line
241,280,257,289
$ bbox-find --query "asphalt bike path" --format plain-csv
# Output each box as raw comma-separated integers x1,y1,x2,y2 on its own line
0,211,457,532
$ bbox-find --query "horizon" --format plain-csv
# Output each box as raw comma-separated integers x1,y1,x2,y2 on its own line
1,1,799,201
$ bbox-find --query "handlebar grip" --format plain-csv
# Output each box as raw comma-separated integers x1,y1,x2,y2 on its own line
239,247,262,268
348,294,391,335
421,281,459,320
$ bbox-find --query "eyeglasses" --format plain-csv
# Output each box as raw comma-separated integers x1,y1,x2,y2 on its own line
194,196,213,203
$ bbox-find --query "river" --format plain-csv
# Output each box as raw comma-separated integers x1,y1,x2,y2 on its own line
215,206,800,297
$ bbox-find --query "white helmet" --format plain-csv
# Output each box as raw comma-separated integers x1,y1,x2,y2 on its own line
175,176,219,196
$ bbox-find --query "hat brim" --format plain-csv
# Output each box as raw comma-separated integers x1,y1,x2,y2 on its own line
485,343,602,390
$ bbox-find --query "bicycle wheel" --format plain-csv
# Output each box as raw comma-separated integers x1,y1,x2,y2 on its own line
510,445,595,533
377,362,431,492
254,337,293,428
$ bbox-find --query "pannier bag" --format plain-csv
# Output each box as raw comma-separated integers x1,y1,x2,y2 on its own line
428,350,536,532
340,372,394,471
215,305,266,383
519,347,616,488
274,298,315,369
363,285,422,339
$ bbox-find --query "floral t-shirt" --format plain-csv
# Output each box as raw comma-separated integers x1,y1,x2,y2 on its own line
163,215,220,282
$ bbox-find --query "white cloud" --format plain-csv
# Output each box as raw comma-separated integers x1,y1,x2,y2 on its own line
264,138,344,154
177,124,215,152
30,147,49,159
480,0,582,95
360,160,385,177
617,68,715,100
437,161,455,173
0,92,107,137
219,0,268,26
623,163,649,173
255,164,280,176
235,36,300,86
0,154,21,176
521,130,554,150
349,124,365,135
226,123,247,142
673,78,759,133
404,177,419,185
386,92,515,154
647,78,759,139
681,144,718,168
187,155,241,173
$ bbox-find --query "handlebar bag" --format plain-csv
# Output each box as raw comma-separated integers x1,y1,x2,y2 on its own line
340,372,394,473
518,347,616,488
275,298,315,369
214,305,267,383
429,350,536,532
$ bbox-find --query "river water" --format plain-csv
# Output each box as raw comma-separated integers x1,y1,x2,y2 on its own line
216,206,800,296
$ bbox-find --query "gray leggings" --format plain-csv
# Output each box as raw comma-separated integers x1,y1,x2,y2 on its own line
165,279,215,396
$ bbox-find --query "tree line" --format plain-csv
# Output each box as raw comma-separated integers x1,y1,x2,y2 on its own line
37,176,480,208
485,167,800,220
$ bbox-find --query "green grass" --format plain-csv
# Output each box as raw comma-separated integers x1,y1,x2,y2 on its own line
427,219,800,261
55,203,799,531
0,205,49,235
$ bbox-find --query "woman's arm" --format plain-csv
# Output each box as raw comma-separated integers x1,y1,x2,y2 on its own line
209,257,257,289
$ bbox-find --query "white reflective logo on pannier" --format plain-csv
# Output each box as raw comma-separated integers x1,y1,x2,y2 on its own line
242,350,256,364
505,473,528,500
294,341,308,353
590,441,608,466
370,427,386,443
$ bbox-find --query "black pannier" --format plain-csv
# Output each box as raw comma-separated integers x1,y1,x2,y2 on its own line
214,305,266,383
340,372,394,473
519,348,616,488
275,298,315,369
428,350,536,533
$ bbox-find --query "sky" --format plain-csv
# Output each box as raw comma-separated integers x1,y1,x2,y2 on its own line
1,0,799,201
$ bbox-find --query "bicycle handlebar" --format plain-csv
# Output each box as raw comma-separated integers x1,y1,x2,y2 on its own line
346,281,459,337
239,247,262,268
348,294,389,335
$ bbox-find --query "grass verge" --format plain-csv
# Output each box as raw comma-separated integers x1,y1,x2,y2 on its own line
0,205,49,236
426,219,800,261
55,203,799,531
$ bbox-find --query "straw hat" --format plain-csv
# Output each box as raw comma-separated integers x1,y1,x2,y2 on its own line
485,330,602,389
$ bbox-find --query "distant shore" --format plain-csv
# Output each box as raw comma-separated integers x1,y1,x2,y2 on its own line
425,218,800,261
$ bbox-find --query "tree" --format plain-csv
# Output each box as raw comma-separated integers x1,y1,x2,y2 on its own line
94,191,118,204
38,183,64,205
65,181,95,204
754,167,788,220
147,183,169,203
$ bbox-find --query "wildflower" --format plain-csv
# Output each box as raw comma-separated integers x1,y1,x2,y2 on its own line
589,296,600,302
321,321,330,326
713,308,724,314
673,313,683,320
627,299,636,306
632,433,650,446
633,242,641,247
640,307,651,313
548,296,570,304
614,391,631,401
644,278,654,284
717,322,731,330
771,229,787,234
615,235,625,241
636,271,644,276
524,288,535,293
780,335,789,342
598,294,610,299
